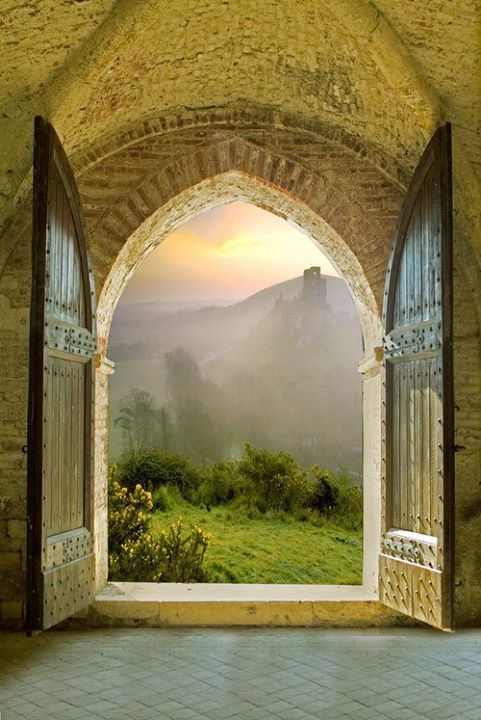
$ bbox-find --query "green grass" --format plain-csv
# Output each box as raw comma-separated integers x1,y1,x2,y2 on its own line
151,501,362,584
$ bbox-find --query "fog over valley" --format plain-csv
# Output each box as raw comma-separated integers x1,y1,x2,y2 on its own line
109,269,363,478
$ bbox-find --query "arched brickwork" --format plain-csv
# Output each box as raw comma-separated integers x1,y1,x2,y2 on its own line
93,162,385,596
80,131,405,318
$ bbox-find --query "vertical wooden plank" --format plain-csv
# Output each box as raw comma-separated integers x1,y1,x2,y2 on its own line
60,179,68,322
52,363,59,534
408,363,415,530
397,362,403,528
414,359,422,534
47,360,54,537
432,360,443,546
421,362,431,534
70,364,77,528
76,363,83,528
65,206,73,321
392,364,400,528
61,362,71,533
49,175,56,316
413,189,422,326
406,210,414,326
78,364,86,527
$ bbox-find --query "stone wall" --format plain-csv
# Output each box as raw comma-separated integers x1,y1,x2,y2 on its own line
453,247,481,625
0,230,30,628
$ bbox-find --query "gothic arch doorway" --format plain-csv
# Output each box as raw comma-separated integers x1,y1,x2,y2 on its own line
94,173,383,603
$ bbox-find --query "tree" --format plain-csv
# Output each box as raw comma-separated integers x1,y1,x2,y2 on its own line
164,348,228,462
114,389,170,454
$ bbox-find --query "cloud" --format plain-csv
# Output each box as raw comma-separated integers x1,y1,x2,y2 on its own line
119,201,339,305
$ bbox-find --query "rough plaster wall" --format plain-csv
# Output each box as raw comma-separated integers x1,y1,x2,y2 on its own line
376,0,481,182
0,0,116,233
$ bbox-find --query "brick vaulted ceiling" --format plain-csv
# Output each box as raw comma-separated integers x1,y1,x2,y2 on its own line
0,0,479,258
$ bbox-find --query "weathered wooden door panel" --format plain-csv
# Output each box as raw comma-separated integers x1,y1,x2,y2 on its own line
26,117,96,631
380,124,454,630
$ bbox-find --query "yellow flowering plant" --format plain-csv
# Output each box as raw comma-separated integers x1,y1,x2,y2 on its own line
108,473,210,582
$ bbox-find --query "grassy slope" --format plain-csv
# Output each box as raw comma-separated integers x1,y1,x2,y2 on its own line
151,503,362,584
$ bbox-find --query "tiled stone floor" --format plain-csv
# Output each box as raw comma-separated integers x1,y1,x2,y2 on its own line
1,628,481,719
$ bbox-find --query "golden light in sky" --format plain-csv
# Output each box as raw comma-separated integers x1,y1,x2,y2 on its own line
119,201,339,305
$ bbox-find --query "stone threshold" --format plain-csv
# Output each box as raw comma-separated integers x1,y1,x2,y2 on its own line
81,582,408,628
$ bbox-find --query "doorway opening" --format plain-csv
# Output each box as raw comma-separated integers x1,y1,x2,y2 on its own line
94,172,382,603
107,201,363,586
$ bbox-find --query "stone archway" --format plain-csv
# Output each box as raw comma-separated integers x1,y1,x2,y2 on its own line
94,169,383,600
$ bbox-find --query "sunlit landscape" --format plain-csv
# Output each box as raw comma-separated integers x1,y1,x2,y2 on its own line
108,202,363,585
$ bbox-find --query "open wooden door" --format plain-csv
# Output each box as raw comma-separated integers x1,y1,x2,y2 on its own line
26,117,96,631
380,124,454,630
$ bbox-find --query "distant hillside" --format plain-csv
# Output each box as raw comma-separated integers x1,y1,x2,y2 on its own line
108,274,357,362
108,273,363,472
236,274,356,316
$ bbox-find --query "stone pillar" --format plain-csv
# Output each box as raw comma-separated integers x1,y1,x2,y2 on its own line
94,354,115,593
358,348,383,597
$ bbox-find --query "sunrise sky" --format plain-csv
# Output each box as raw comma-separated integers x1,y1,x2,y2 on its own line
118,201,339,305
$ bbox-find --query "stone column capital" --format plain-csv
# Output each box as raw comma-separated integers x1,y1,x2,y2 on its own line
358,346,383,378
95,353,115,376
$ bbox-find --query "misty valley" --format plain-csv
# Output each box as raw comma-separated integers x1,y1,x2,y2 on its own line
110,271,362,471
108,272,364,585
107,204,364,585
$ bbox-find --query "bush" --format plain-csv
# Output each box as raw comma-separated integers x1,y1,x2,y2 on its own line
151,484,183,511
108,476,210,582
108,479,152,555
157,518,210,582
197,460,246,506
109,531,164,582
307,466,362,531
238,443,312,512
115,451,202,499
309,466,341,512
328,475,363,531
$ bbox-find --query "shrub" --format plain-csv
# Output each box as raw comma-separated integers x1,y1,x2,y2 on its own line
329,475,363,531
151,484,183,511
309,466,341,512
307,466,362,531
115,451,202,499
109,531,164,582
157,518,211,582
108,480,152,556
108,477,210,582
197,460,246,506
238,443,311,512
